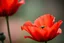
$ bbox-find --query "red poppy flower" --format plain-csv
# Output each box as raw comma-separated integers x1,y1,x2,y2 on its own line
21,14,63,42
0,0,25,16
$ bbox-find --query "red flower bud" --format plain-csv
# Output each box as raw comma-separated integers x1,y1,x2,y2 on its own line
0,0,25,16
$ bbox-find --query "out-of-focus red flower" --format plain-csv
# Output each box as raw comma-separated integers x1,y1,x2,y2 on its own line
21,14,63,42
0,0,25,16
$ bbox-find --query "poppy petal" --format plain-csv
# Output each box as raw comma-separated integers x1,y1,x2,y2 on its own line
34,14,55,27
6,0,14,7
51,20,63,32
28,26,43,41
53,28,62,38
24,36,38,41
0,8,2,12
23,21,33,26
6,0,25,16
21,21,41,41
18,0,25,5
21,24,42,41
42,14,55,27
57,28,62,35
0,0,6,9
4,0,17,15
0,0,3,7
48,20,63,39
34,27,49,41
21,21,33,32
24,36,33,39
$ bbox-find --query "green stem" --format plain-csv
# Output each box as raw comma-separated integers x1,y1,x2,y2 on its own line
5,16,12,43
45,41,47,43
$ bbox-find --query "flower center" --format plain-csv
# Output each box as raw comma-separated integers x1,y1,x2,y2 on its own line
41,26,45,28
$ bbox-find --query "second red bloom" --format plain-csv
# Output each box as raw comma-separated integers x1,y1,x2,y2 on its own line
0,0,25,16
21,14,63,42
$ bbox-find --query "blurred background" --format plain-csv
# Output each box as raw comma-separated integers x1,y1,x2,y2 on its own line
0,0,64,43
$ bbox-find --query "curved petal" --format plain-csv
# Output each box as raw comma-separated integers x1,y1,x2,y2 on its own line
0,3,3,16
9,0,25,16
5,0,25,16
0,8,2,13
38,27,52,41
24,36,37,41
33,26,51,41
21,21,36,31
18,0,25,5
21,21,33,31
4,0,15,10
6,0,14,7
48,20,63,40
21,22,44,41
21,21,33,27
7,4,20,16
28,26,45,41
21,21,40,41
23,21,33,26
48,28,62,40
57,28,62,35
34,14,55,27
0,0,6,10
51,20,63,32
23,26,42,41
34,18,42,27
0,0,3,7
53,28,62,38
